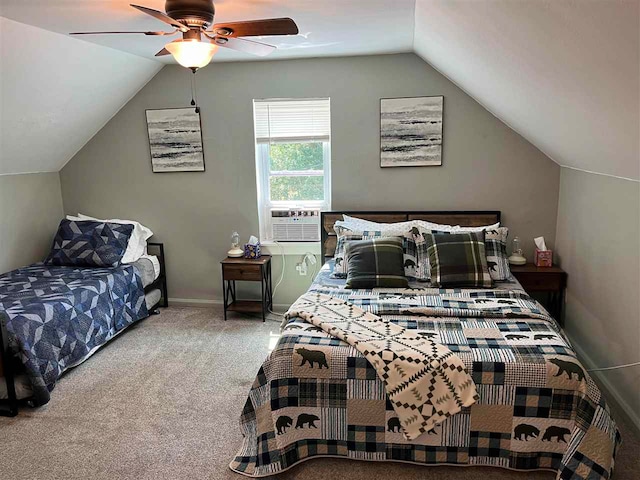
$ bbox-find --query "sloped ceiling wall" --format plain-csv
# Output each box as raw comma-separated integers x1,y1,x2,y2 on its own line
414,0,639,180
0,17,162,175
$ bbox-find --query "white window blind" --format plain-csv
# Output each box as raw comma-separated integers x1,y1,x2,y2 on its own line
254,98,331,144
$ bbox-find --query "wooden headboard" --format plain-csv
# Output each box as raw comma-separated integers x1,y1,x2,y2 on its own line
320,210,501,264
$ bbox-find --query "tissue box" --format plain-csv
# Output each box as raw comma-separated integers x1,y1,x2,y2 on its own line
244,242,261,259
534,249,553,267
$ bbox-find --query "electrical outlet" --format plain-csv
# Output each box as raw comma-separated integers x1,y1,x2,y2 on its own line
296,263,307,276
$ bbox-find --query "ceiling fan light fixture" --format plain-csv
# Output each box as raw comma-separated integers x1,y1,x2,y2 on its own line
165,39,219,69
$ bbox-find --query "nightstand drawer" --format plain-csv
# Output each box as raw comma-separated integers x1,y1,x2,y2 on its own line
223,264,262,281
514,273,562,291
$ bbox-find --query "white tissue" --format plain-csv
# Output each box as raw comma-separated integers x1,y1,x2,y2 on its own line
248,235,259,245
534,236,548,251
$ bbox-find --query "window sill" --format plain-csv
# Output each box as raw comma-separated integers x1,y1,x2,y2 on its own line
260,241,321,256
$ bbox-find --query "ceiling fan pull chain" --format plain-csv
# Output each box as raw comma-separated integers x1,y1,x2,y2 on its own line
190,70,200,113
190,71,196,106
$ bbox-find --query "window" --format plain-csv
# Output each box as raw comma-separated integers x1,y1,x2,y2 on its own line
254,98,331,240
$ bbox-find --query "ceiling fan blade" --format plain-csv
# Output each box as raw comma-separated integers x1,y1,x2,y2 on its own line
211,36,276,57
211,18,298,38
70,31,176,36
130,4,189,32
155,48,171,57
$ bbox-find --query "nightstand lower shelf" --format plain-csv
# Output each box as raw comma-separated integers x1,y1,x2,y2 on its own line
226,300,265,313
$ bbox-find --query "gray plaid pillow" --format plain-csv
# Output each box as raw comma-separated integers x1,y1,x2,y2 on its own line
332,228,419,279
344,237,409,289
424,231,493,288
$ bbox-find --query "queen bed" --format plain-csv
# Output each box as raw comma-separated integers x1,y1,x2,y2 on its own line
230,211,621,480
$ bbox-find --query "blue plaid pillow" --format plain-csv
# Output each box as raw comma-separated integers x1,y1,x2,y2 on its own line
45,219,134,268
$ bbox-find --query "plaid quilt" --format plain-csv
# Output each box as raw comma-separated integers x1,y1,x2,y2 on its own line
285,293,478,440
230,263,621,479
0,262,149,405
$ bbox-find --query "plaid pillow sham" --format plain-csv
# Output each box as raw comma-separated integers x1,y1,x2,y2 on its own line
423,231,493,288
344,237,408,289
412,227,511,283
45,219,134,268
484,227,511,281
332,231,377,277
332,225,419,279
406,228,453,281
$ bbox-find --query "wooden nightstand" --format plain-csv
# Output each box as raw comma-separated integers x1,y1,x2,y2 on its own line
221,256,273,322
510,263,567,326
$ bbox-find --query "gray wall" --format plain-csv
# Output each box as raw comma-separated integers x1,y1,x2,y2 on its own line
555,168,640,425
60,53,560,306
0,173,64,273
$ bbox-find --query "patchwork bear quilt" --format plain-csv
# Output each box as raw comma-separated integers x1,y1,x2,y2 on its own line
230,263,621,479
0,262,149,405
284,292,479,441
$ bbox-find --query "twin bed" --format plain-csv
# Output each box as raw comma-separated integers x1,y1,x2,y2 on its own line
0,233,167,415
231,211,621,480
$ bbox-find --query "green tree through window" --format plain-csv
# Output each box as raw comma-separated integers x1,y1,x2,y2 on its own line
269,143,324,202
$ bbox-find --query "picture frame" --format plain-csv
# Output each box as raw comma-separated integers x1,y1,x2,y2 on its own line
380,96,444,168
145,107,205,173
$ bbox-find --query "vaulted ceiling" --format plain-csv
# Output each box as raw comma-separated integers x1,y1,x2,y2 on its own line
1,0,638,179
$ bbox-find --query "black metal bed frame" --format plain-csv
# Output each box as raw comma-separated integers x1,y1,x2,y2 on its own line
146,242,169,312
0,242,168,417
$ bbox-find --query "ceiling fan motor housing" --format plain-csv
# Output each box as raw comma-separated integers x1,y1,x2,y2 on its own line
165,0,215,28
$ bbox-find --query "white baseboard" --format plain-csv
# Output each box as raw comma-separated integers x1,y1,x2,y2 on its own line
168,297,291,311
569,334,640,434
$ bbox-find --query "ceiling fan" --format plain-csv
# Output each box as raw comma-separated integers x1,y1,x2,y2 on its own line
70,0,299,70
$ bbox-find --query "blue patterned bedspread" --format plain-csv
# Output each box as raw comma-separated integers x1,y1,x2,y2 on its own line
0,262,149,405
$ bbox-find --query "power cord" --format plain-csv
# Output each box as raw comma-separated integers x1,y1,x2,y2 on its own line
587,361,640,372
268,240,286,318
302,252,318,281
268,248,318,318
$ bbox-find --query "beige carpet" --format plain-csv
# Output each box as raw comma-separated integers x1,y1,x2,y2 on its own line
0,306,637,480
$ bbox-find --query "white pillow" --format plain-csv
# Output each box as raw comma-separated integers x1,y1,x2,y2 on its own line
341,214,383,229
336,218,418,236
453,222,501,233
340,214,500,234
341,214,459,233
415,220,459,233
74,213,153,264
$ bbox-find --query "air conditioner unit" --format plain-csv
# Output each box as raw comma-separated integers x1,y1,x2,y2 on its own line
271,209,321,242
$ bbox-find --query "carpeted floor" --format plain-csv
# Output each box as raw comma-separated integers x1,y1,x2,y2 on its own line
0,306,638,480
